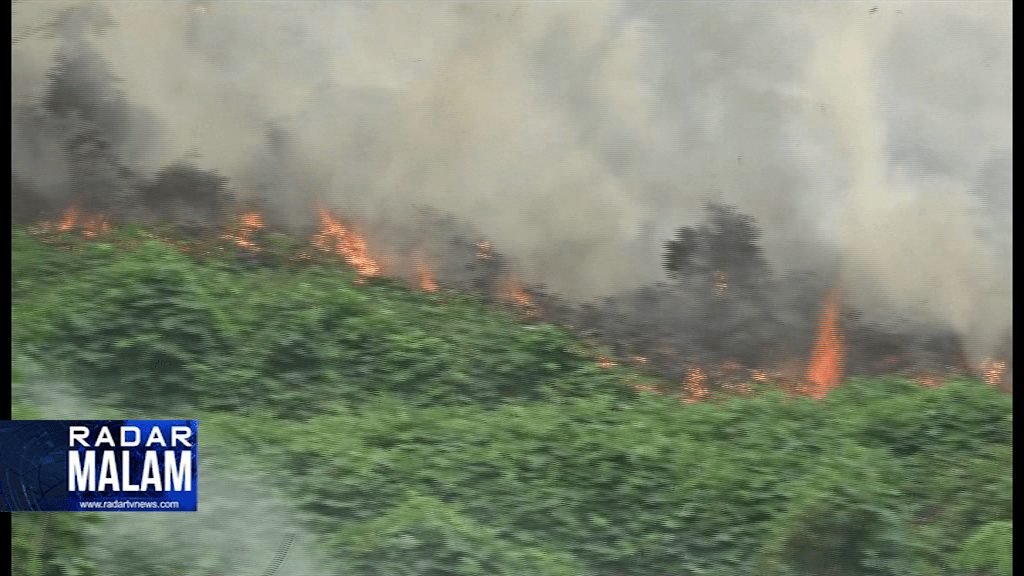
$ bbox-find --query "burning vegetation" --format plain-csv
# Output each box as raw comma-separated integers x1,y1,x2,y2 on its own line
220,211,264,252
31,204,111,238
17,196,1010,400
803,289,845,400
416,258,439,293
12,16,1003,399
311,208,382,281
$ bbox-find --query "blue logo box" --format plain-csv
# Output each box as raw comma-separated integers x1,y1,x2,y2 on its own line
0,420,198,512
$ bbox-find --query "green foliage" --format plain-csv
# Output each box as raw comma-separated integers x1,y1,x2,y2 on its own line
334,494,582,576
758,444,918,576
13,229,626,416
253,383,1007,576
956,521,1012,576
12,514,100,576
10,229,1013,575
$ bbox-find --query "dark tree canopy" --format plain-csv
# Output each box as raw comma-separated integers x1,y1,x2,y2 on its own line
663,203,769,288
136,163,234,230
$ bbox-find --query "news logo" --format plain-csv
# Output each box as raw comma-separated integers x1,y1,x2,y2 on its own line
0,420,198,511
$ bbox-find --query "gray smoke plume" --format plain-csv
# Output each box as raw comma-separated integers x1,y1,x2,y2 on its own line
12,356,335,576
11,1,1012,360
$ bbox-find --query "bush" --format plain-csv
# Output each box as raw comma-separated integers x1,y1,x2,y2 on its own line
11,228,1013,576
956,521,1012,576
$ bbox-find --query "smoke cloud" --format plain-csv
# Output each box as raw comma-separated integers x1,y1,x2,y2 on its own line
11,1,1012,357
11,356,334,576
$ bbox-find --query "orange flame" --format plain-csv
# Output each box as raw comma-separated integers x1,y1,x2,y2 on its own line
34,205,110,238
81,214,111,238
221,211,264,251
57,205,81,232
416,258,438,292
914,374,943,388
502,275,535,312
476,240,493,261
633,382,663,394
980,359,1006,387
312,208,382,280
721,381,754,395
597,356,618,369
683,366,709,403
803,289,845,399
713,270,728,297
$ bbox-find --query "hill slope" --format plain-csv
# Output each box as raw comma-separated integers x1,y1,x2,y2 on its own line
11,228,1012,576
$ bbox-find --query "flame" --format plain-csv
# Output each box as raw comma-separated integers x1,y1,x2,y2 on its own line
751,369,768,382
57,205,80,232
597,356,618,369
81,213,111,238
803,288,845,399
914,374,943,388
501,275,535,311
721,381,754,395
221,211,263,251
312,208,382,280
683,366,709,403
476,240,493,261
631,355,649,366
416,258,438,292
713,270,728,297
633,382,663,394
33,205,110,238
980,359,1006,387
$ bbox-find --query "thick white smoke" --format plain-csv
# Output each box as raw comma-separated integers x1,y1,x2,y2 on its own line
11,1,1012,357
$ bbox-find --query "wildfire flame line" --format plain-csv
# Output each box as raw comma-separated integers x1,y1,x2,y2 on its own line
415,257,438,292
312,208,382,280
501,275,536,314
980,359,1007,387
683,366,709,403
221,211,264,251
33,204,111,238
803,288,845,399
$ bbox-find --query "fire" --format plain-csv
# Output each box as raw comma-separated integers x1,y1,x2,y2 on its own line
221,211,263,251
501,275,535,312
33,205,111,238
476,240,493,261
241,211,263,230
721,381,754,395
415,258,438,292
683,366,709,403
751,369,768,382
312,208,382,281
914,374,943,388
633,382,663,394
597,356,618,369
980,359,1006,387
803,288,845,399
713,270,728,297
57,205,81,232
81,214,111,238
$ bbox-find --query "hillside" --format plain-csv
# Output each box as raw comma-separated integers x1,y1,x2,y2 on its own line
10,227,1013,576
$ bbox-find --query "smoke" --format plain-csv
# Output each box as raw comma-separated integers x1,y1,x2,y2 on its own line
11,356,335,576
86,464,333,576
11,1,1012,356
797,3,1012,361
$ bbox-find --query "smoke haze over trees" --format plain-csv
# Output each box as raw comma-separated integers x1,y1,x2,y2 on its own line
10,1,1012,374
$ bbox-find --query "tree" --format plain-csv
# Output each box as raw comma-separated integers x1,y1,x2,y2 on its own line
135,163,234,232
663,202,769,289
